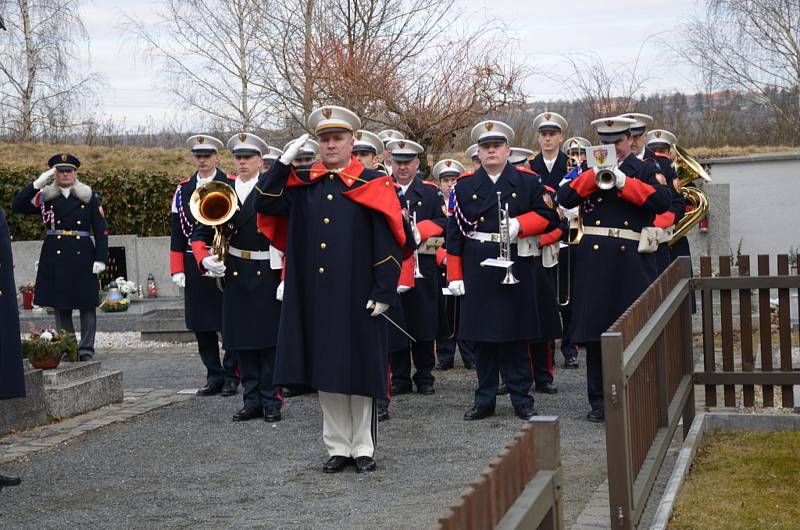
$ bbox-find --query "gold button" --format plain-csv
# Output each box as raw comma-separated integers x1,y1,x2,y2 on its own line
76,251,80,255
57,220,61,224
256,270,261,276
384,181,390,186
77,220,81,225
0,290,2,296
329,175,335,180
512,192,517,198
323,217,330,224
320,243,327,249
595,220,601,226
75,236,80,240
480,216,485,222
417,201,422,206
472,194,478,200
57,250,61,255
57,235,62,239
319,267,325,273
81,204,85,209
597,197,603,203
620,245,626,251
232,271,238,277
592,244,599,250
327,194,333,201
623,221,629,226
348,179,353,185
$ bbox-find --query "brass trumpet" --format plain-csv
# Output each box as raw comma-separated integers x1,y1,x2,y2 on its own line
595,167,616,190
189,181,238,262
669,145,710,246
497,192,519,285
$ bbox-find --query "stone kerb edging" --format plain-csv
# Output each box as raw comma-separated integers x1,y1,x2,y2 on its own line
649,412,800,530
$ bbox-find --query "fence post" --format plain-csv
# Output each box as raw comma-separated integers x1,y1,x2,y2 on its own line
678,257,696,437
603,331,632,530
529,416,562,530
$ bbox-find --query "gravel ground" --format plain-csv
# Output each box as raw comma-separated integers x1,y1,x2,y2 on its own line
0,346,609,529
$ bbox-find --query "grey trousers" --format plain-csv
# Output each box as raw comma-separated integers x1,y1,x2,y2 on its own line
54,308,97,360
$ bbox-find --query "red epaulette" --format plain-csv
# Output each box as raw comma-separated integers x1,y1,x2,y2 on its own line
179,177,190,185
422,180,439,188
654,153,673,160
516,166,540,177
457,170,475,180
543,184,556,194
227,174,237,180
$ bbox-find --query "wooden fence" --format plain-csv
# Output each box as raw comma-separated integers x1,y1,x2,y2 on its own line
432,416,563,530
602,254,800,529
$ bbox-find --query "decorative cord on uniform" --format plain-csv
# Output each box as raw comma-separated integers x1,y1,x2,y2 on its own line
452,189,477,237
38,193,55,230
175,184,193,238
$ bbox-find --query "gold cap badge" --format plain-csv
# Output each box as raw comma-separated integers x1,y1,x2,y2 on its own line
322,108,332,119
239,133,247,142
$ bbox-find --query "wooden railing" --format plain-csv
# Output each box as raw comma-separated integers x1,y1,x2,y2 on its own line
432,416,563,530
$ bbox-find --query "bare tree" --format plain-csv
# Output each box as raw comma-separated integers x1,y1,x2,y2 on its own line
680,0,800,144
0,0,99,141
125,0,274,131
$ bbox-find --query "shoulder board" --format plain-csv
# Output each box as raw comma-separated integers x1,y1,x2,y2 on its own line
457,170,475,180
227,174,237,181
179,177,190,185
654,153,672,160
422,180,439,187
543,184,556,194
516,166,540,176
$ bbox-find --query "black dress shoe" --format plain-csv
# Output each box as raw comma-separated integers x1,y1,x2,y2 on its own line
0,474,21,487
417,384,435,395
535,382,558,394
563,355,579,369
377,406,389,422
587,409,605,423
435,362,453,371
515,405,538,420
355,456,377,473
322,455,352,473
390,385,412,396
496,384,510,396
197,383,223,396
220,381,238,396
282,385,312,398
232,407,262,421
463,404,495,421
263,408,282,422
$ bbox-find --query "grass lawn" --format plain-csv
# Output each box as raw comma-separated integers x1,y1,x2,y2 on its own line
670,430,800,529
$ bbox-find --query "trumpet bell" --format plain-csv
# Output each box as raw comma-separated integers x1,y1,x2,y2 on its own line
189,181,238,226
595,168,616,190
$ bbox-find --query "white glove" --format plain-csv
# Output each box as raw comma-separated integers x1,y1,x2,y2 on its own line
397,285,411,294
34,168,56,189
506,217,521,241
366,299,389,317
172,273,186,288
202,255,226,276
562,206,580,223
279,133,310,165
411,224,421,246
613,167,627,189
276,281,284,301
92,262,106,275
447,280,465,296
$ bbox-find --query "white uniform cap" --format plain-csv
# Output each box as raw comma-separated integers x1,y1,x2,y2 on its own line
509,147,534,165
620,113,654,136
533,111,568,133
465,143,479,160
226,132,268,156
307,105,361,135
591,117,637,143
470,120,515,145
283,138,319,159
377,129,405,147
385,139,423,162
646,129,677,149
261,146,284,162
352,130,384,154
562,136,591,154
186,134,224,154
432,159,466,180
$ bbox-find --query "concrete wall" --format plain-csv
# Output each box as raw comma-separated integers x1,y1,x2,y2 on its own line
703,152,800,257
685,182,730,266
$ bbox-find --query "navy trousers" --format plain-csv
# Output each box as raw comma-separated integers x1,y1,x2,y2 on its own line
237,347,282,410
390,340,435,390
473,340,534,409
530,340,555,386
436,336,476,367
196,331,238,386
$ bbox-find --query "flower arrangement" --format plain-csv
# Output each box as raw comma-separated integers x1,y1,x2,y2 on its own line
21,328,78,369
115,277,138,297
100,277,136,312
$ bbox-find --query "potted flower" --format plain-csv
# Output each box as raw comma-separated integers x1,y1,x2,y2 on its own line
100,277,137,312
18,282,35,310
21,328,78,369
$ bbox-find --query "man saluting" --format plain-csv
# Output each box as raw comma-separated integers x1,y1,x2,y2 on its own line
255,106,405,474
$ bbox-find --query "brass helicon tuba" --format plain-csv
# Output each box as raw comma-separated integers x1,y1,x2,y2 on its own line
669,145,710,246
189,181,239,261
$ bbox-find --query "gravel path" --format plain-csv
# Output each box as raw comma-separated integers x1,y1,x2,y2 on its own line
0,347,608,529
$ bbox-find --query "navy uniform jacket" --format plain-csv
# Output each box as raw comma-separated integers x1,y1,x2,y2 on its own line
12,182,108,309
192,180,281,351
529,151,569,191
170,169,228,332
254,158,404,399
647,152,686,273
0,207,24,400
446,163,560,343
557,154,671,343
396,178,447,342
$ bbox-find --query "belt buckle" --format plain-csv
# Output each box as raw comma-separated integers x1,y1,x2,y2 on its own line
608,228,620,238
240,250,251,260
491,233,501,243
62,230,73,236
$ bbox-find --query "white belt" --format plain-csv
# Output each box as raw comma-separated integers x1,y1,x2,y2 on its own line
418,236,444,255
658,225,674,244
582,226,642,242
467,231,502,243
228,246,271,260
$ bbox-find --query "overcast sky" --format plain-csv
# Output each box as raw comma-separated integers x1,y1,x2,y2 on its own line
82,0,703,128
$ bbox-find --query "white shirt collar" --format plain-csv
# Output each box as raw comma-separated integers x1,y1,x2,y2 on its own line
60,186,71,198
487,172,501,184
196,171,215,186
399,182,411,195
543,156,556,173
235,176,258,202
636,150,645,160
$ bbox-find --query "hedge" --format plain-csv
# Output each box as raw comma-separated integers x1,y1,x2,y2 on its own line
0,167,182,241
